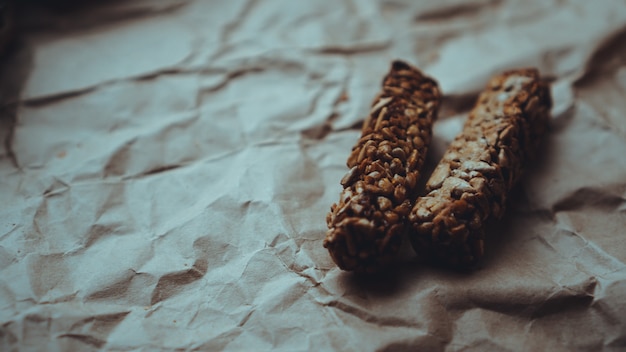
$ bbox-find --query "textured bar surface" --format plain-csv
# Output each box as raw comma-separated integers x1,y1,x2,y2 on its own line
324,61,441,272
408,69,552,267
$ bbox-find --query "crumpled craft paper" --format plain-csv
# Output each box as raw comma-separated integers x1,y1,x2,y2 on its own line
1,0,626,350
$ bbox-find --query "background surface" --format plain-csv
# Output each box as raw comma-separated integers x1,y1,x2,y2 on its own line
1,0,626,350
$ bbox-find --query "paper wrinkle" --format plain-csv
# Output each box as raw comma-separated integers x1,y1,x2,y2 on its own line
23,15,195,101
1,0,626,350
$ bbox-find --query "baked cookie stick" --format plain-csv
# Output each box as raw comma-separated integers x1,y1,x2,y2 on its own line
408,69,552,267
324,61,441,272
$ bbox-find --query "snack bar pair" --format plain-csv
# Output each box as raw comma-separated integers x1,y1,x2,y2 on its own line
324,61,552,273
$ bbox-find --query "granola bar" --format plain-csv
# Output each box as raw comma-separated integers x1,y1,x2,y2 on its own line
408,68,552,267
324,61,441,272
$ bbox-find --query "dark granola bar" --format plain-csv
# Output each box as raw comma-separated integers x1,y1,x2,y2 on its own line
324,61,442,272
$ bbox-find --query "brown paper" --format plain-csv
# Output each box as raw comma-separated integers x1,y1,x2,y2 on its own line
1,0,625,350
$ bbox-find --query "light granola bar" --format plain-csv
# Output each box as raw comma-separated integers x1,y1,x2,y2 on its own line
408,68,552,267
324,61,441,272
